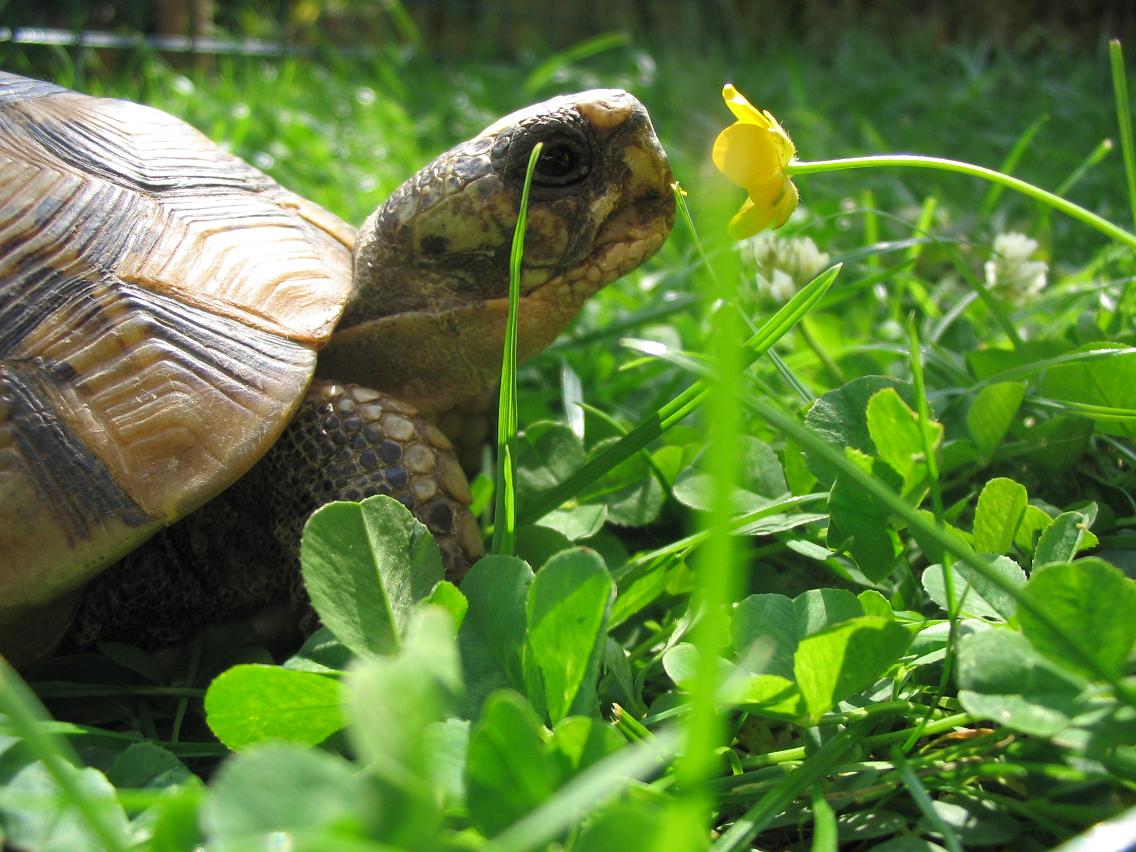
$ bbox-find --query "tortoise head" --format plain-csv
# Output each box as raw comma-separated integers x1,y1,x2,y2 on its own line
318,89,675,411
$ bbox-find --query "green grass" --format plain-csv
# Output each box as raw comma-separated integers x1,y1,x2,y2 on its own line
2,31,1136,851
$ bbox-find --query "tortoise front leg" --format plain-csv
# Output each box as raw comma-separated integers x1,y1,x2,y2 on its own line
67,381,483,650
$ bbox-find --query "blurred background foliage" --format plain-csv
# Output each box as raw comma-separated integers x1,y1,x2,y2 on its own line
0,1,1131,262
3,0,1134,56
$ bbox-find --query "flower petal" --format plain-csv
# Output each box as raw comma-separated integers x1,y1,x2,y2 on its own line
722,83,770,127
712,123,783,188
771,126,796,166
769,177,799,229
743,172,787,209
727,198,774,240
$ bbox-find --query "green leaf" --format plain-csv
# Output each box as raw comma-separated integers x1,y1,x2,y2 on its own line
783,439,818,496
1018,558,1136,679
1040,342,1136,437
664,638,806,720
204,665,345,750
1033,507,1099,566
966,341,1066,381
573,796,709,851
547,716,624,777
924,797,1021,846
538,504,608,541
344,606,463,847
105,744,199,850
673,435,789,514
525,548,613,722
972,477,1028,555
966,382,1027,457
661,643,732,692
827,451,903,580
602,638,638,712
301,494,444,657
610,558,684,628
515,524,573,569
105,742,192,791
0,753,131,852
1028,416,1094,472
423,580,467,631
143,786,204,851
284,626,353,674
459,554,533,709
465,690,559,837
957,629,1085,737
581,436,665,526
462,698,628,840
515,421,586,505
866,387,942,495
732,594,797,679
685,590,881,721
423,718,470,807
922,556,1026,620
737,674,805,719
1014,504,1053,553
858,590,894,619
736,511,829,536
804,376,912,486
835,810,908,843
347,606,463,775
202,746,365,843
908,509,971,567
793,616,912,721
793,588,865,637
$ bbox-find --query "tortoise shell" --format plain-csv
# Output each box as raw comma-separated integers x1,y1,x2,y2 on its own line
0,73,356,632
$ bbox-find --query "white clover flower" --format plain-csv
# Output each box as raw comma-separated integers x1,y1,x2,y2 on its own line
744,232,830,303
984,232,1048,305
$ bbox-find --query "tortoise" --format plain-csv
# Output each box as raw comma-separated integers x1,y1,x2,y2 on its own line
0,72,675,667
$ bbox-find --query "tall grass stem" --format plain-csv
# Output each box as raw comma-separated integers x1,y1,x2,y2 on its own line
492,142,542,555
677,206,743,815
1109,40,1136,232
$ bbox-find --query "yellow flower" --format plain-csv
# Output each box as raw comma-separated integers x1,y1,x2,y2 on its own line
712,83,798,238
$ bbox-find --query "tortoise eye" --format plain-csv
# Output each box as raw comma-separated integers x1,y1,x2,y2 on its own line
531,137,590,187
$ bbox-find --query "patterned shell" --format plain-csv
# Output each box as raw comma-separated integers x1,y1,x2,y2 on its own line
0,73,356,622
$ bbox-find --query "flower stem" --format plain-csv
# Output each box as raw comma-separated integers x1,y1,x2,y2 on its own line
787,155,1136,251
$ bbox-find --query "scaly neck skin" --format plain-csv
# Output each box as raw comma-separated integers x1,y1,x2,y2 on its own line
318,88,676,412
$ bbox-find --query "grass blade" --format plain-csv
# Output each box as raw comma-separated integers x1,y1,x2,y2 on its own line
676,191,744,814
1110,40,1136,232
713,724,864,851
894,748,964,852
979,112,1048,220
491,728,680,852
492,141,542,555
524,31,631,95
810,787,838,852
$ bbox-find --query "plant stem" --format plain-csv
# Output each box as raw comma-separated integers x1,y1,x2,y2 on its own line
1109,40,1136,232
492,141,542,555
787,155,1136,251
